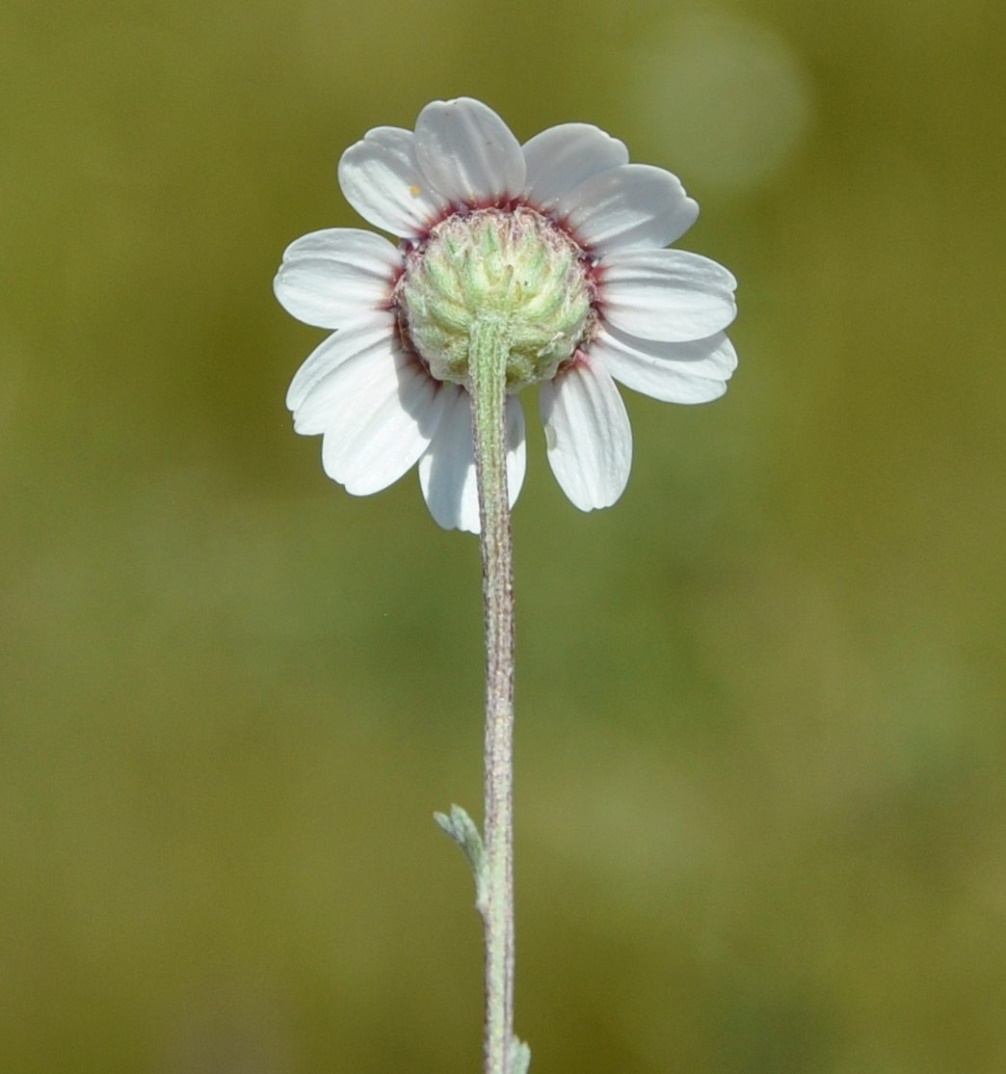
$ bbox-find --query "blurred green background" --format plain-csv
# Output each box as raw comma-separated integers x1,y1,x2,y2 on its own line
3,0,1004,1070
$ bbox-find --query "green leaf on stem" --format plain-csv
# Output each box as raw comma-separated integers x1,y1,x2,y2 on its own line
511,1037,531,1074
434,804,486,894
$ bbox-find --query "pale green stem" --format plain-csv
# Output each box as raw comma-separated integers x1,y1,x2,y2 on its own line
468,315,517,1074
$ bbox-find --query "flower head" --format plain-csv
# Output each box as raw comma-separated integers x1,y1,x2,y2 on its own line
275,98,738,532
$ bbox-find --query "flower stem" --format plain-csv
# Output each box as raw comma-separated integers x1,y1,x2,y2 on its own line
468,315,518,1074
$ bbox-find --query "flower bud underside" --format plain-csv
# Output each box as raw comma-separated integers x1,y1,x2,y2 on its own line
396,207,593,392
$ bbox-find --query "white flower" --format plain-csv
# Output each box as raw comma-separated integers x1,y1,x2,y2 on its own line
275,97,738,533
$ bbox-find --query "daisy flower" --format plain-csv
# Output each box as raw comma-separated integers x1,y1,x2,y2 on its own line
275,97,738,532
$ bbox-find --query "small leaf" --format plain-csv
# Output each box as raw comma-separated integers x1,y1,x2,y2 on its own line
511,1038,531,1074
434,804,485,885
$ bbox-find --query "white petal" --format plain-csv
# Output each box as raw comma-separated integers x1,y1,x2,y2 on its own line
558,164,699,254
503,396,527,509
274,229,401,329
338,126,451,238
286,312,396,416
418,388,477,531
318,349,448,496
522,123,629,212
591,325,737,404
540,356,632,512
414,98,526,208
419,391,527,533
601,249,737,342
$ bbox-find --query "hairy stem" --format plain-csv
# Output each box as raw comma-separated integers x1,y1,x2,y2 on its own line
468,315,517,1074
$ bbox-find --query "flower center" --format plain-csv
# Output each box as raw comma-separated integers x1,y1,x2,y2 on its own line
396,207,593,392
